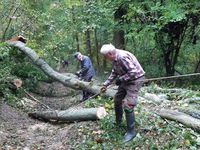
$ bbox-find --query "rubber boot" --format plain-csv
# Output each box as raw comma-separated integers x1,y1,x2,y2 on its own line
123,111,136,143
115,105,123,128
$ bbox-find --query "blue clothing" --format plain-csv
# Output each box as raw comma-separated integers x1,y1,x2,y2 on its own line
79,56,95,81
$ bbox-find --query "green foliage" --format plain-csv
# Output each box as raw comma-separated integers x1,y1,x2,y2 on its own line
0,43,46,105
1,0,200,80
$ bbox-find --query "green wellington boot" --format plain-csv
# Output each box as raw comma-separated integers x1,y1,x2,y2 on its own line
123,111,137,143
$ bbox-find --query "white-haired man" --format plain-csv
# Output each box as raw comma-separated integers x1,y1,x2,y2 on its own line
100,44,145,143
74,52,95,101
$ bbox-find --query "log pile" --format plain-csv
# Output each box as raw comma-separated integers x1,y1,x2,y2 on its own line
28,107,107,122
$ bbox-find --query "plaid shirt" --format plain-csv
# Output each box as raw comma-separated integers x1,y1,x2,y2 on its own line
103,49,145,87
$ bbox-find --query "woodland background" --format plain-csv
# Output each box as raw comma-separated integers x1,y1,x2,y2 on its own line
0,0,200,149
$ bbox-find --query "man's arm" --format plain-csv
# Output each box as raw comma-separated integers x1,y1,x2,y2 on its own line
79,57,92,76
103,69,117,87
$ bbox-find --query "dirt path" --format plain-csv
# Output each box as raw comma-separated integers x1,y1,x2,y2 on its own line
0,83,91,150
0,103,73,149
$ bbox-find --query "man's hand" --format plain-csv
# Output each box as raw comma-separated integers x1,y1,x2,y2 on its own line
100,86,107,93
75,71,80,77
115,78,121,86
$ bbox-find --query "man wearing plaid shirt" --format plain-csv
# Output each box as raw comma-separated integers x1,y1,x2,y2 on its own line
100,44,145,143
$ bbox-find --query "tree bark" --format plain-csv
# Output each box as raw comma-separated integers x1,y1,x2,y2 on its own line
28,107,107,122
94,28,100,71
157,109,200,132
195,60,200,73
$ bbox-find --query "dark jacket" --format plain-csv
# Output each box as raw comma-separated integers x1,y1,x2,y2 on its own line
79,56,95,81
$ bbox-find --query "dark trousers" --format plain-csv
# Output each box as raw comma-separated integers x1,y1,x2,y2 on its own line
82,76,93,100
114,76,144,121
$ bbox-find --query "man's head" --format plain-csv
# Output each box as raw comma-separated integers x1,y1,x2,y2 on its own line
74,52,82,61
100,44,116,61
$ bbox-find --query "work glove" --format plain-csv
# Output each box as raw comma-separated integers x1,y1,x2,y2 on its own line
100,86,107,93
115,78,122,86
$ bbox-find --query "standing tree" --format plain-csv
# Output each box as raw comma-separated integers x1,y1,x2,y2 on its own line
113,5,127,49
155,20,188,76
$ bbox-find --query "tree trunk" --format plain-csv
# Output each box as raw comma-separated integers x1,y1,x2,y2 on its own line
94,28,100,72
85,27,92,57
157,109,200,132
102,29,108,69
195,60,200,73
71,6,80,52
113,5,126,49
75,33,80,52
155,21,187,76
6,39,116,98
28,107,107,122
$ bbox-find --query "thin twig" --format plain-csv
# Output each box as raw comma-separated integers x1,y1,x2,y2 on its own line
24,90,52,110
75,93,101,107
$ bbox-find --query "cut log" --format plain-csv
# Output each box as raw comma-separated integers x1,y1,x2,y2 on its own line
13,78,22,88
157,109,200,132
8,78,22,90
28,107,107,122
7,35,27,43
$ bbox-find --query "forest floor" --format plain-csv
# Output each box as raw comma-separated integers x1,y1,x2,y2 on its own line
0,82,200,150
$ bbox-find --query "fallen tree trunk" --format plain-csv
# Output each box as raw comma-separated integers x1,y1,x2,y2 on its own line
6,40,115,98
28,107,107,122
157,109,200,132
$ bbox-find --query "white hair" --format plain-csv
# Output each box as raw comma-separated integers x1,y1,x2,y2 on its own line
74,52,81,58
100,44,116,55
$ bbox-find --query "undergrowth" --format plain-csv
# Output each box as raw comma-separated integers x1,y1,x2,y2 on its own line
71,95,200,150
